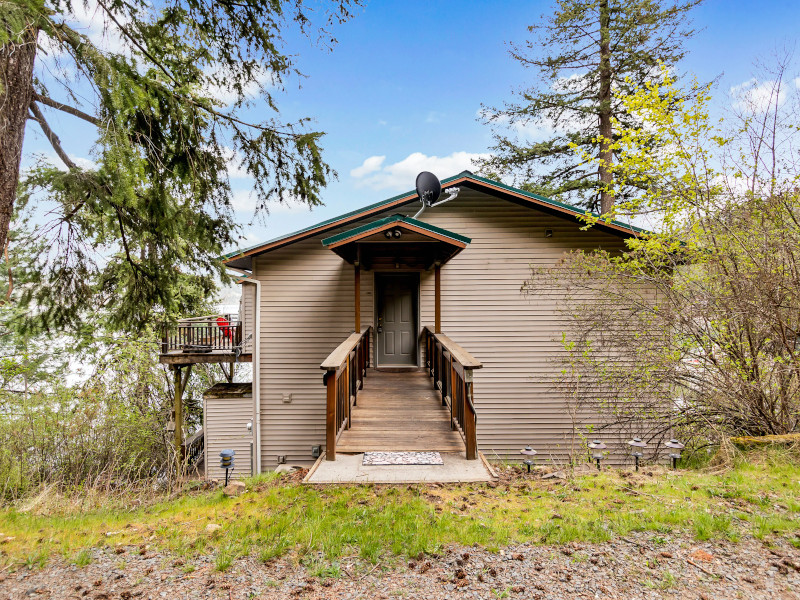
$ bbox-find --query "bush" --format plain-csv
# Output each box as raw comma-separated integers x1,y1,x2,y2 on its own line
0,336,212,501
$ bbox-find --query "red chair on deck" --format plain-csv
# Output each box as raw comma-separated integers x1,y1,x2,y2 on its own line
216,316,234,342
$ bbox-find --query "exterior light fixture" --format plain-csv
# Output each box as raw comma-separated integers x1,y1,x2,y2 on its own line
219,449,235,486
627,437,647,471
393,229,402,238
519,445,537,473
587,439,607,470
384,230,392,239
545,229,553,237
664,438,685,470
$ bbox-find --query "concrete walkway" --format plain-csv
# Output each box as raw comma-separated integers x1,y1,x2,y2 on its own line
305,452,495,484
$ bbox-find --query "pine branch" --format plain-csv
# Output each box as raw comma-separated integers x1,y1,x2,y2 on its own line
28,102,78,170
33,93,101,126
95,0,179,86
92,2,302,140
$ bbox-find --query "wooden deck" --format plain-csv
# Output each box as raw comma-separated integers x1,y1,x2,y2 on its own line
335,369,465,453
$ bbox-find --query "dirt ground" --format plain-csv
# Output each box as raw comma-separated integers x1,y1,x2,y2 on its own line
2,531,798,600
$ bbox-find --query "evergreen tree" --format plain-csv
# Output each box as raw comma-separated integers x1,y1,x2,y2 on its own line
478,0,703,214
0,0,358,333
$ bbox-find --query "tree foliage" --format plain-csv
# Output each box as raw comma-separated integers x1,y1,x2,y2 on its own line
530,59,800,443
479,0,702,214
0,0,358,334
0,332,217,500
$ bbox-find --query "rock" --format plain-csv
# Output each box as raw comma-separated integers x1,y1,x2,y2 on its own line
205,523,223,533
542,471,566,480
275,465,299,474
223,481,246,497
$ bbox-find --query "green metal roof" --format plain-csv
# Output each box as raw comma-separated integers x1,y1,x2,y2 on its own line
321,214,471,247
222,171,648,265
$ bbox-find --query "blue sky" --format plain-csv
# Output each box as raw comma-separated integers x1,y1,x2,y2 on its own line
22,0,800,251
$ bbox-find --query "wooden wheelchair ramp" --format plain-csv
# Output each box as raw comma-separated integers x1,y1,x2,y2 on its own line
335,369,464,453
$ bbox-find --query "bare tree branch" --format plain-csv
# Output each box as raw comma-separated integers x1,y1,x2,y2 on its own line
33,93,101,126
28,102,78,170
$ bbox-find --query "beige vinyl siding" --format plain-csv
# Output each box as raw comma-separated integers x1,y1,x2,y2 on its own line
252,188,628,468
239,281,256,354
416,190,627,463
253,238,374,467
204,393,254,480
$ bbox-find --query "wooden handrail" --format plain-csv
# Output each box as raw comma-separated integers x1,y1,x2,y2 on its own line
321,327,372,460
425,330,483,369
422,326,480,460
320,330,369,371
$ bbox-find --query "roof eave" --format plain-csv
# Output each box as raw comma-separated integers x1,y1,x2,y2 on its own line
221,171,648,265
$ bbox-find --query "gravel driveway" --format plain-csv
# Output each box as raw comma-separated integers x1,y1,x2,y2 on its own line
2,532,798,599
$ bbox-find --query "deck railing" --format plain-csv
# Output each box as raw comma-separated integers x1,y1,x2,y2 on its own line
161,315,243,353
320,327,372,460
183,428,205,467
423,326,482,460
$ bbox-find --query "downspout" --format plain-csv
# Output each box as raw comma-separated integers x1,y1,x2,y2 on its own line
238,276,262,474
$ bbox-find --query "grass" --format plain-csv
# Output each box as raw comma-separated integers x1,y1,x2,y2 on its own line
0,449,798,573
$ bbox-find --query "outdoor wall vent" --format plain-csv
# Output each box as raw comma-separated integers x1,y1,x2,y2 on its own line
277,455,286,464
282,392,293,404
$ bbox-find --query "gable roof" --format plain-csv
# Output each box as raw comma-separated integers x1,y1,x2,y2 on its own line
223,171,646,271
321,214,471,248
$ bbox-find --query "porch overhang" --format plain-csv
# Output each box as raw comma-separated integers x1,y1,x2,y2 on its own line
321,214,470,270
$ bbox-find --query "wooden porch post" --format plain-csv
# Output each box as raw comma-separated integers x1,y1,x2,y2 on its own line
172,364,192,469
354,264,361,332
464,376,477,460
326,370,336,460
434,262,441,334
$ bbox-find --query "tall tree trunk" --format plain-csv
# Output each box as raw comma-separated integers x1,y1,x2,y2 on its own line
598,0,614,215
0,25,38,253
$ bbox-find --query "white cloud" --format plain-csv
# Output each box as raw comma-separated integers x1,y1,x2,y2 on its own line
350,151,489,191
220,147,251,179
350,155,385,178
70,155,98,170
204,68,275,108
731,78,787,114
65,0,131,55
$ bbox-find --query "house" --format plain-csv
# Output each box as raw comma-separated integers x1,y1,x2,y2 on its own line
161,171,644,478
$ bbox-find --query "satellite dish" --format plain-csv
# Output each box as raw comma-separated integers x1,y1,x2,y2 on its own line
415,172,441,206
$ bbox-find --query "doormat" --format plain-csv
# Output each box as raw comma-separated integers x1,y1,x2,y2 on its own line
362,451,444,466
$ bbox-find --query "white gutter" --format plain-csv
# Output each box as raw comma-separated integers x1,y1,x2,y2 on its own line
238,276,262,474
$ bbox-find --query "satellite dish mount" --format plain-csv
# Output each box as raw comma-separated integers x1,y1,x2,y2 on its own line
414,171,460,218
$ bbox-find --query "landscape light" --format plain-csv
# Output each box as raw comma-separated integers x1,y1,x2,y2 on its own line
587,439,607,470
219,449,235,486
519,445,537,473
627,437,647,471
664,439,685,470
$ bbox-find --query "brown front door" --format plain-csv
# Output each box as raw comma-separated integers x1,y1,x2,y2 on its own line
376,273,418,366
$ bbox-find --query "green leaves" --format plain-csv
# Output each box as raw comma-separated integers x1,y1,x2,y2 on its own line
479,0,704,212
7,0,359,334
